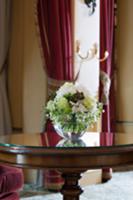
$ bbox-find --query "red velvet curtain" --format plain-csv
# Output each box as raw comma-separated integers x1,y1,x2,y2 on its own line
100,0,115,131
37,0,73,190
100,0,116,181
37,0,73,81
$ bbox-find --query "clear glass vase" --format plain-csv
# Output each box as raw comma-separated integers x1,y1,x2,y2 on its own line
54,125,85,141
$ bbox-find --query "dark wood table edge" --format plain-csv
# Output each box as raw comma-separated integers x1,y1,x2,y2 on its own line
0,145,133,200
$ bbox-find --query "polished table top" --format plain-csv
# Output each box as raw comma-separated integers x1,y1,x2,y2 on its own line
0,132,133,169
0,132,133,200
0,132,133,148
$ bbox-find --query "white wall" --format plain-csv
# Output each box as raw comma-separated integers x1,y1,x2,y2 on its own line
74,0,100,96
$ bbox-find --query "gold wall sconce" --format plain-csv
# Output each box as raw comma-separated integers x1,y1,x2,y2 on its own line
76,41,109,63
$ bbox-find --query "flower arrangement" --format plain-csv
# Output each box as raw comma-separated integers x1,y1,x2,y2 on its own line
44,82,102,136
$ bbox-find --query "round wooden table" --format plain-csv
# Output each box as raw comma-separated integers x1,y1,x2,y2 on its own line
0,132,133,200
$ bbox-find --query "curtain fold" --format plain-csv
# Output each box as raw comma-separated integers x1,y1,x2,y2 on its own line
100,0,116,182
37,0,73,190
37,0,73,81
0,0,11,134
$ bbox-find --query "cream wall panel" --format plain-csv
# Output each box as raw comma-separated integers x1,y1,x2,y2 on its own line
116,0,133,132
116,123,133,133
8,0,47,132
8,0,24,128
23,0,47,133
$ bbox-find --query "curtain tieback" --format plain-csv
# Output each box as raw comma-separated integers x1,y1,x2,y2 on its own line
100,70,111,105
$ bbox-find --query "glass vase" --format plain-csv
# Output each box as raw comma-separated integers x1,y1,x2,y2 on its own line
54,125,85,141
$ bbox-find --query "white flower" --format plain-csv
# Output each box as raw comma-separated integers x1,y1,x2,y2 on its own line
44,81,103,134
72,102,87,113
56,82,76,98
75,82,92,97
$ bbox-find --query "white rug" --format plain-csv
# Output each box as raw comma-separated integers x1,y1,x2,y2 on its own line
20,171,133,200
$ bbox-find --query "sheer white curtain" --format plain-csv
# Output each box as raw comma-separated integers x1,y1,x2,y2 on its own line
0,0,11,134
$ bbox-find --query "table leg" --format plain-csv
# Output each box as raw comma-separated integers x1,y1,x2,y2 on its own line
61,172,83,200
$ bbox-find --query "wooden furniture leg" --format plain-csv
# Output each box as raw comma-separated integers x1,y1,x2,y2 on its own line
61,172,83,200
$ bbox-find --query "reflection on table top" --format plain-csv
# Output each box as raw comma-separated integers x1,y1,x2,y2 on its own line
0,132,133,149
0,132,133,171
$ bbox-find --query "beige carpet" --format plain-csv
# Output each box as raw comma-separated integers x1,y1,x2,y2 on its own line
20,171,133,200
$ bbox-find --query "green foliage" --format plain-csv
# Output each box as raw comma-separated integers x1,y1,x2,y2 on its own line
43,82,103,134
